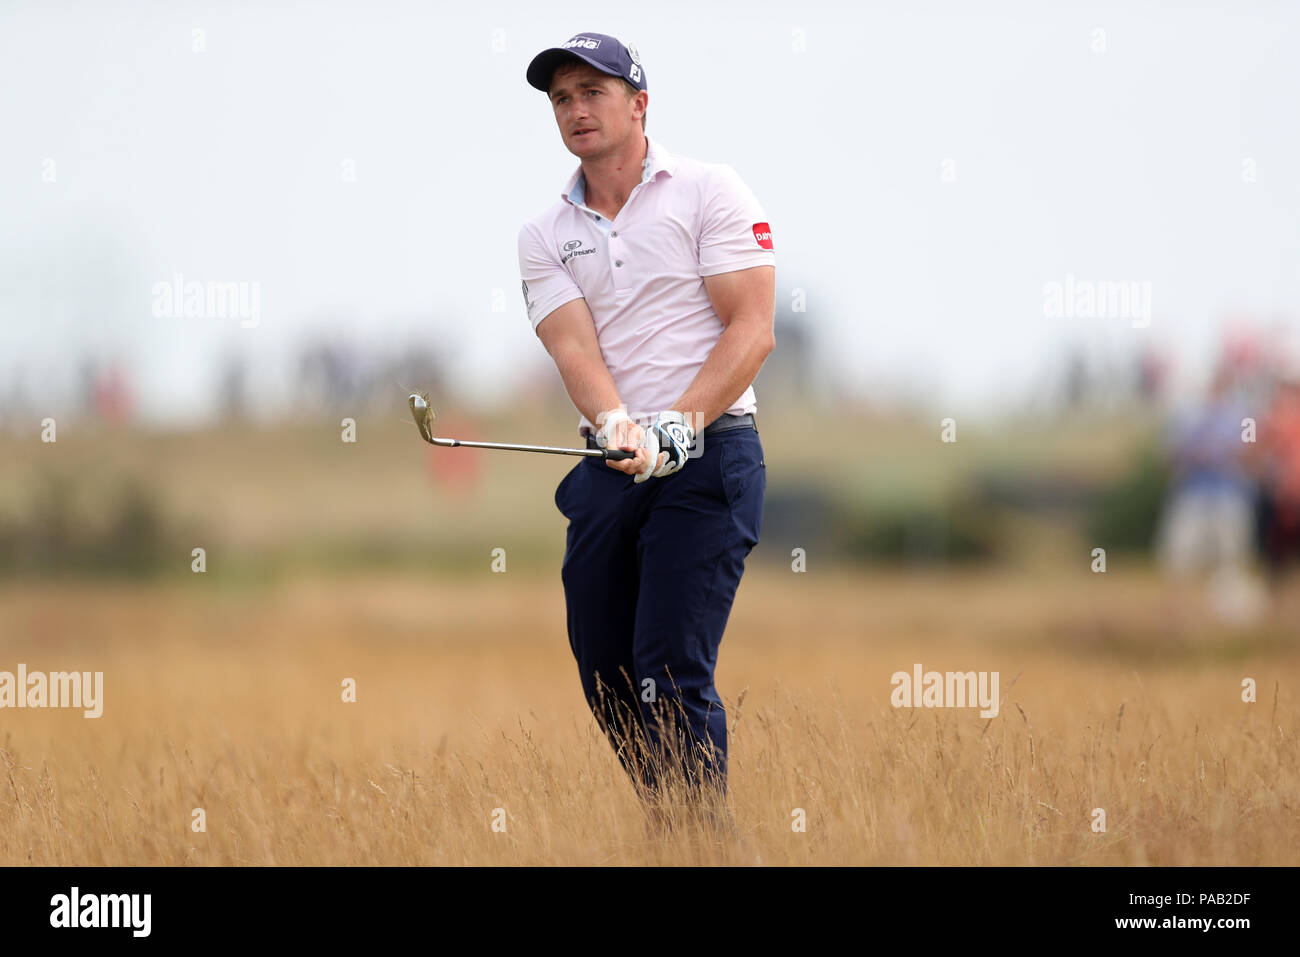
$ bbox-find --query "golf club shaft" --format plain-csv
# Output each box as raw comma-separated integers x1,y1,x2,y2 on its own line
424,436,635,460
407,392,634,459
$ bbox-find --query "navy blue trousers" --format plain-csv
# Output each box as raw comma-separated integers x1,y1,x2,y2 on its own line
554,426,765,802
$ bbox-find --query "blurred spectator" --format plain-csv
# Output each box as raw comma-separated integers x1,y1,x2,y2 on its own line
1155,365,1264,621
1254,359,1300,585
1137,346,1170,404
421,411,483,499
219,353,249,421
93,362,133,425
0,366,30,432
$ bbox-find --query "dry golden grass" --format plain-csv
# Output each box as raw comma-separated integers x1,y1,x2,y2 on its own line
0,566,1296,865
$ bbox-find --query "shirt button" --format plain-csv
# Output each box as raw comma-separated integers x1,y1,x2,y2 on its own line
615,260,624,267
610,230,618,238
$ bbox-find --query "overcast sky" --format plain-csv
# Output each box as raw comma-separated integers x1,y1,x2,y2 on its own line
2,0,1297,425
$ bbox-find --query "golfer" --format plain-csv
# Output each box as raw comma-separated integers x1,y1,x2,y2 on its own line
517,33,775,823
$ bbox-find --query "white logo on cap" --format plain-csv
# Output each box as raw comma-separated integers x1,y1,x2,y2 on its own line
629,64,641,83
626,42,641,65
562,36,601,50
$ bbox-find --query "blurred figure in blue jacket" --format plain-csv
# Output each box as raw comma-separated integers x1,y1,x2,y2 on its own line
1156,364,1265,622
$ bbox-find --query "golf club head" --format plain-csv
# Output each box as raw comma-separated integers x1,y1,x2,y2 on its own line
408,391,436,444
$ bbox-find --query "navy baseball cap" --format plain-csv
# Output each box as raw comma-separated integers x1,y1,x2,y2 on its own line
526,33,647,94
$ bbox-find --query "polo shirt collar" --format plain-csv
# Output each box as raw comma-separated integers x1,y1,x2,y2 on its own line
561,135,677,207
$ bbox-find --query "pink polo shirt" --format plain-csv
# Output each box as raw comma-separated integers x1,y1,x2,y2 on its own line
517,135,776,437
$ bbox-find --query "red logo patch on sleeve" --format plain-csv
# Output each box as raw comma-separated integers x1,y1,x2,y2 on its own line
752,223,774,250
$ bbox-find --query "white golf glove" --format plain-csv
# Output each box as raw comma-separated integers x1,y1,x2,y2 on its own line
634,410,696,484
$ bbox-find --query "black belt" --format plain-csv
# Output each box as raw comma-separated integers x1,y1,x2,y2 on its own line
700,412,757,436
584,413,756,448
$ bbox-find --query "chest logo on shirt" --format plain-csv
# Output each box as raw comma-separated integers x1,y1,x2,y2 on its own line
561,239,596,265
752,223,774,250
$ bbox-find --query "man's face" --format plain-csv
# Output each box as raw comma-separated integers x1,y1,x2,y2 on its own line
548,63,642,156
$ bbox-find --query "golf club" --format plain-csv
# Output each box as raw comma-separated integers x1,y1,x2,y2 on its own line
408,392,635,460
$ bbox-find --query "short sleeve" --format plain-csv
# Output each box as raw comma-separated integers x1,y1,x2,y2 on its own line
697,164,777,278
517,222,584,333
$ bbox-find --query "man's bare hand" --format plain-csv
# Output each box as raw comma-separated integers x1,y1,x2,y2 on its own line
595,409,660,476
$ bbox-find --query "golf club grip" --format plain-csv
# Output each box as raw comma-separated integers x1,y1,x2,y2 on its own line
603,449,635,461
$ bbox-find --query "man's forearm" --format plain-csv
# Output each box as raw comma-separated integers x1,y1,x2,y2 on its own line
671,315,775,428
551,343,624,429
